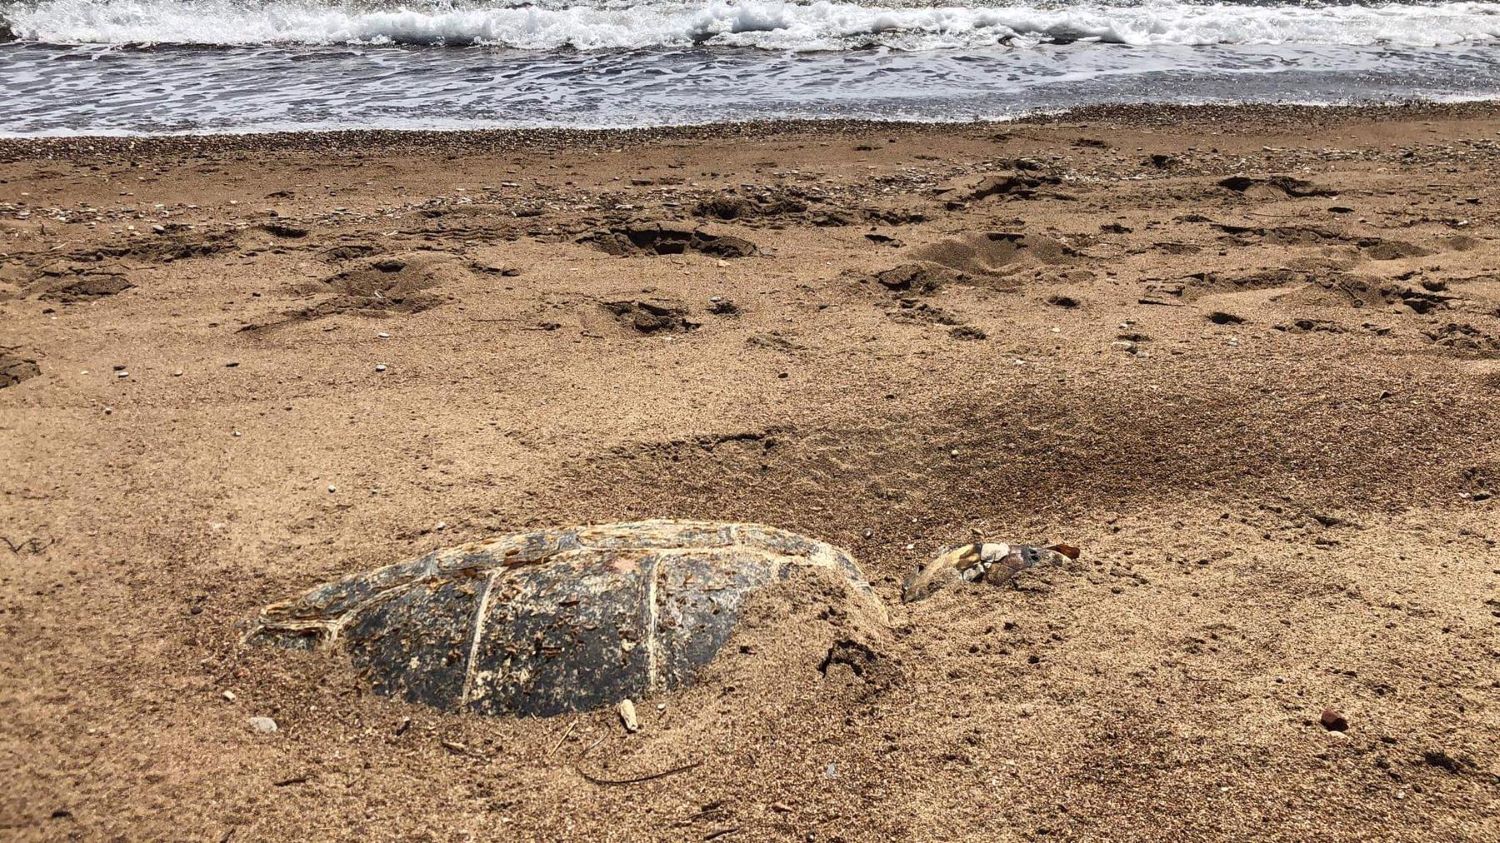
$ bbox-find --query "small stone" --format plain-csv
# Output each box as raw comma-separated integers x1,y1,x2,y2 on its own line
1111,340,1138,354
222,690,236,702
225,361,239,368
377,332,391,339
247,716,278,734
434,521,446,531
172,369,184,377
115,370,129,379
374,363,388,372
103,407,113,416
327,484,337,494
1320,707,1349,732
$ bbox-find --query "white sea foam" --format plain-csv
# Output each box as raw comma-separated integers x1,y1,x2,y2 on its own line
7,0,1500,51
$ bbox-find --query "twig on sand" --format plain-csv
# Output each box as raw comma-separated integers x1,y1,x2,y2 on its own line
441,739,485,758
3,536,55,555
547,718,579,757
576,758,703,786
574,734,703,786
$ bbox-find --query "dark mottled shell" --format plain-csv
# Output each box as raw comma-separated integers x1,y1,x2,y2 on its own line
246,520,881,716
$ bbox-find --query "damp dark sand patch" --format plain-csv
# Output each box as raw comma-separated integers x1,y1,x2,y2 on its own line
34,271,135,303
886,299,964,327
937,169,1064,207
0,348,41,388
602,298,700,334
1277,276,1455,313
1218,175,1339,199
869,264,955,294
1424,322,1500,357
580,222,758,258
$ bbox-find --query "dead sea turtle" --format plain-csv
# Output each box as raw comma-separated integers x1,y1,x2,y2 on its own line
901,541,1081,603
246,520,883,717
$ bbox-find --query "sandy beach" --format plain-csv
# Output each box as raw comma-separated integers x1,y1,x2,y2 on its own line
1,103,1497,841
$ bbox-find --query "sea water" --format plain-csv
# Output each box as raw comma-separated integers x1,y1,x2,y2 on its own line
3,0,1500,135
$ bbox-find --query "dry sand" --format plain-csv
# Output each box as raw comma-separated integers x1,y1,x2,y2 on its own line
1,104,1497,841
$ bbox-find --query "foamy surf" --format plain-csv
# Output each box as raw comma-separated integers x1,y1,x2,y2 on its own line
5,0,1500,135
6,0,1500,51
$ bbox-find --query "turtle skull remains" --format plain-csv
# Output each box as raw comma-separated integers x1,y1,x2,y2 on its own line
245,520,885,717
901,541,1081,603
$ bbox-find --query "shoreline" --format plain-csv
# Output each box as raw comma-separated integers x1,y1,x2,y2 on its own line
5,99,1500,160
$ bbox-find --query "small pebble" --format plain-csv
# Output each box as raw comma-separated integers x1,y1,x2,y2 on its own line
377,332,391,339
327,484,337,493
247,716,278,735
222,690,236,702
375,363,388,372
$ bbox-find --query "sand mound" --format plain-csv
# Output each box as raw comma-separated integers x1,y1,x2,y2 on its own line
908,231,1076,278
244,252,464,331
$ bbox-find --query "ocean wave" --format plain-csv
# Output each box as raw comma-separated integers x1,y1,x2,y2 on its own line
6,0,1500,51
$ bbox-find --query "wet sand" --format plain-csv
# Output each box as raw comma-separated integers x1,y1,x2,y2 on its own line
1,103,1497,841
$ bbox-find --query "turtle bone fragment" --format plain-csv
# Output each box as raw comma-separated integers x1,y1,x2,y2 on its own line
901,541,1081,603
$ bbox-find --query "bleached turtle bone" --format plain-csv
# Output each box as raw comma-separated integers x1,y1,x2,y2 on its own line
901,541,1081,603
